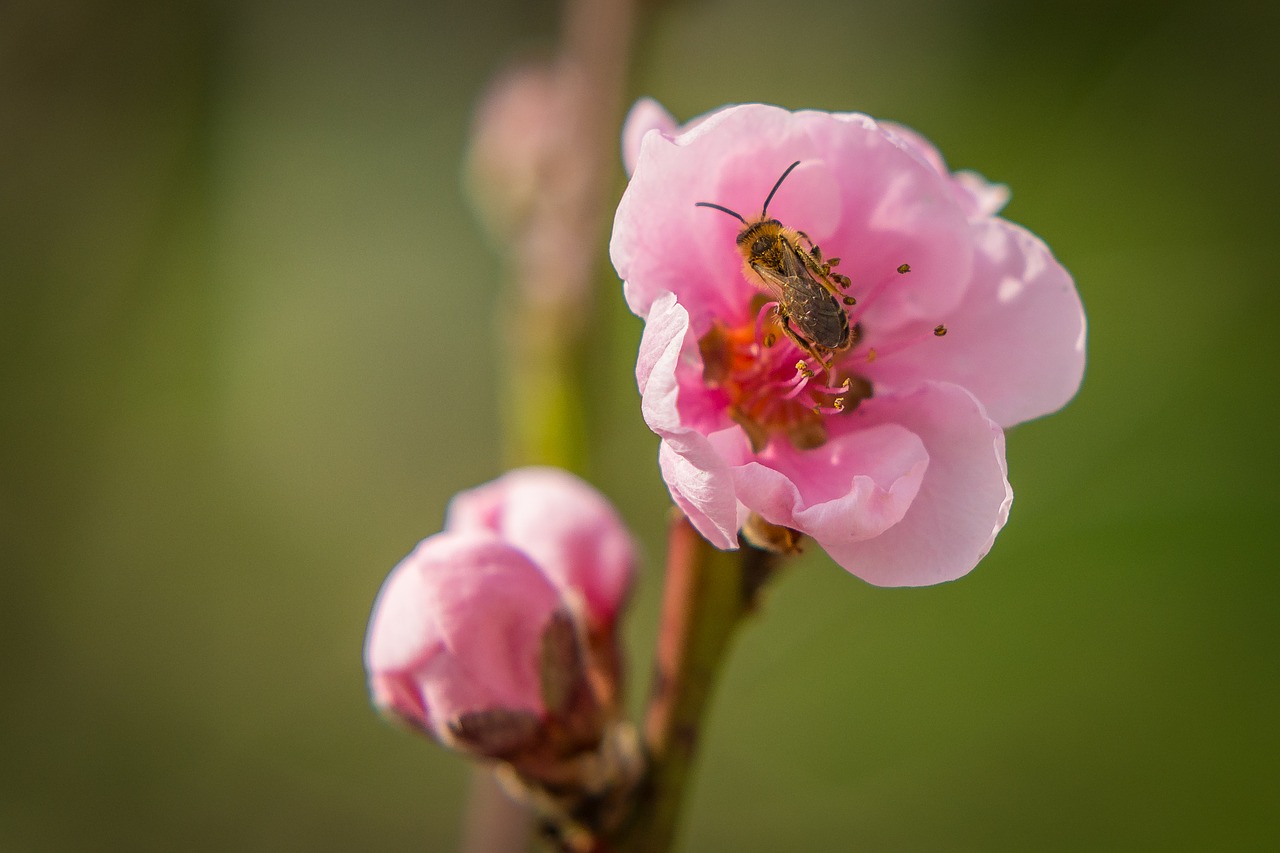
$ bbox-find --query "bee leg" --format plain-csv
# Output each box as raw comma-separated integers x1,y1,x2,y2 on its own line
799,234,830,268
779,315,836,380
796,232,839,268
792,241,849,295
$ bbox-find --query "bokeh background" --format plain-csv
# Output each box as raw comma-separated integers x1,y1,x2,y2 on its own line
3,0,1278,850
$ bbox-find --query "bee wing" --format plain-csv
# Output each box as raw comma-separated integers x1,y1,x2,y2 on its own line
750,262,796,302
762,251,850,350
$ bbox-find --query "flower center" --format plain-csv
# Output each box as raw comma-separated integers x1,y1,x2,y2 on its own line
698,296,872,452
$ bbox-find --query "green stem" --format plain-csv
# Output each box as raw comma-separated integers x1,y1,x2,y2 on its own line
615,515,778,853
466,0,644,844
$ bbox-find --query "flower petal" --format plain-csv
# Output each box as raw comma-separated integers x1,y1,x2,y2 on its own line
732,422,928,546
365,531,561,719
446,467,637,625
869,218,1086,427
621,97,677,177
799,110,975,325
638,293,740,548
822,383,1012,586
364,542,442,674
879,120,1010,219
658,435,742,550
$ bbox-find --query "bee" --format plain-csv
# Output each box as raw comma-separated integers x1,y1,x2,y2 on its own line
696,161,855,378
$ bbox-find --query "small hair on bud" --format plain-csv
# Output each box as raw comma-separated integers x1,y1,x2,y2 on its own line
897,263,911,274
933,324,948,337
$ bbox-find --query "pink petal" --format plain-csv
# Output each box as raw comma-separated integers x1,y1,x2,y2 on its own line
952,170,1011,219
368,671,434,733
869,218,1086,428
658,436,741,551
822,382,1012,587
879,120,1010,218
732,422,929,546
446,467,637,625
877,120,950,176
422,535,560,712
364,541,442,674
800,110,975,325
364,531,560,720
637,293,740,549
621,97,677,177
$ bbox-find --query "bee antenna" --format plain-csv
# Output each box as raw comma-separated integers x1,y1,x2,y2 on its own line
761,160,802,218
694,201,747,224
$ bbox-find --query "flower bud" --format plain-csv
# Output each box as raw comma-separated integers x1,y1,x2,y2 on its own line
364,469,642,819
364,531,567,752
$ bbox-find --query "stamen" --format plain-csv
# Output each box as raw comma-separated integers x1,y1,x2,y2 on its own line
809,377,852,397
698,294,875,453
779,372,812,400
848,263,909,325
753,300,780,343
860,323,949,361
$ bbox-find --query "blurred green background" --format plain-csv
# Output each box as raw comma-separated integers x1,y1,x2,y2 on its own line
3,0,1278,850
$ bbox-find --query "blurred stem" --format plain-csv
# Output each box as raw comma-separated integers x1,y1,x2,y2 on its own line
468,0,643,849
463,768,536,853
615,515,780,853
503,301,588,472
500,0,640,473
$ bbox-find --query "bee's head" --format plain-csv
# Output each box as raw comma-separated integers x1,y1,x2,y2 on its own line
737,219,783,260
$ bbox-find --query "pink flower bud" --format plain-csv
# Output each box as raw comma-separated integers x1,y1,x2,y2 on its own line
364,469,636,769
464,60,567,245
364,530,563,750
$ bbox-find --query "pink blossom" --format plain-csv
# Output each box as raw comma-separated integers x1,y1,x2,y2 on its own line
611,102,1086,586
364,469,636,755
365,530,562,747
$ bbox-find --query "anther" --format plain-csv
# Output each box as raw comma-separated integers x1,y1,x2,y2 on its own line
866,348,878,363
763,333,776,347
933,324,948,337
842,296,857,306
795,361,815,379
897,263,911,274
